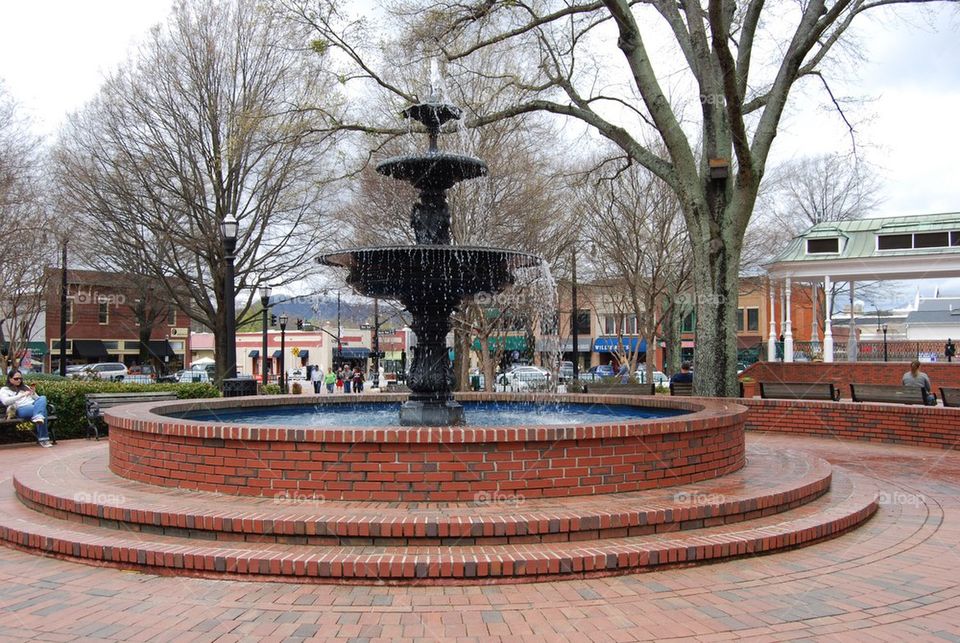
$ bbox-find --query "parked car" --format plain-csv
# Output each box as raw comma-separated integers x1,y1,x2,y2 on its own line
502,365,552,390
587,364,615,378
635,370,669,386
125,374,156,385
77,362,128,381
177,369,211,384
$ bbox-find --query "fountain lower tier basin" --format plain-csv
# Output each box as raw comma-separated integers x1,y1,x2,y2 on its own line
317,245,542,301
105,393,746,502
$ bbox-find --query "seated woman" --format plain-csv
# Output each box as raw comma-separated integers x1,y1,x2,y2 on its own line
0,369,53,447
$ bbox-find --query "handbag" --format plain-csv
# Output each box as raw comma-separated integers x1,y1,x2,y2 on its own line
5,405,16,420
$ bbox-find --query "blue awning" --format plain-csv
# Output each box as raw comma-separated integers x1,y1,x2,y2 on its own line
298,350,309,360
593,336,647,353
248,349,259,358
272,349,282,359
337,347,370,359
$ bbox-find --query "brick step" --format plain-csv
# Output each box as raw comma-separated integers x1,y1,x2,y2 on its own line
14,445,831,545
0,468,877,583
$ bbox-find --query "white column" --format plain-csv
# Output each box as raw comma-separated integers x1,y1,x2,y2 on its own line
767,280,778,361
784,277,794,362
810,282,820,354
847,281,858,362
823,276,834,362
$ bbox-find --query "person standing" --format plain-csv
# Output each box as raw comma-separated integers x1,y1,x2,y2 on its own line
946,339,956,363
902,360,936,405
341,365,352,394
310,364,323,394
352,367,364,394
1,369,53,447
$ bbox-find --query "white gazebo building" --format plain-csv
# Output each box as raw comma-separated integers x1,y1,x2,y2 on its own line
766,213,960,362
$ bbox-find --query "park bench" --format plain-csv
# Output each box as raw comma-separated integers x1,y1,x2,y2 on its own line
849,384,929,405
85,391,178,440
669,381,694,396
940,387,960,408
760,382,841,401
579,382,657,396
0,405,58,445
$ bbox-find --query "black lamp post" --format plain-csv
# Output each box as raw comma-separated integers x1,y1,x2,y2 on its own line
279,313,288,393
372,298,380,389
336,291,343,368
220,215,239,380
260,285,272,387
59,239,68,377
882,323,888,362
571,247,579,380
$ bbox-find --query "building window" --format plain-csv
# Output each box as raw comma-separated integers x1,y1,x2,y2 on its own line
806,238,839,254
682,312,695,333
747,308,759,332
168,307,177,326
626,315,638,335
98,301,109,324
575,310,591,335
952,231,960,246
877,234,912,250
914,232,949,248
65,301,74,325
541,314,559,335
736,308,744,332
604,315,616,334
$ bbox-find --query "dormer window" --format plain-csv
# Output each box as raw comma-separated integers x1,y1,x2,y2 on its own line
878,231,956,250
806,238,839,254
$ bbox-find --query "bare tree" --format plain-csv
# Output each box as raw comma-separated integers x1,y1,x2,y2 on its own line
574,153,692,381
0,83,51,373
53,0,346,380
292,0,951,395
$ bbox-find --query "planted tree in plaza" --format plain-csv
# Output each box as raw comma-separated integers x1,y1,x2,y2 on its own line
53,0,344,381
0,83,51,373
289,0,950,395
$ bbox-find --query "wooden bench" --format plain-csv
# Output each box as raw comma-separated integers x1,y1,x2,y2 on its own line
760,382,840,401
0,405,58,445
849,384,930,405
940,387,960,408
669,381,694,396
579,383,657,396
85,391,178,440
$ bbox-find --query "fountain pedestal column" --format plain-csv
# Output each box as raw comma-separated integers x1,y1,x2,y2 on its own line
401,297,463,425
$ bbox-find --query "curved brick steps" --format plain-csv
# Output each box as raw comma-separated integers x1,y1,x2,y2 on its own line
0,468,877,583
13,445,831,545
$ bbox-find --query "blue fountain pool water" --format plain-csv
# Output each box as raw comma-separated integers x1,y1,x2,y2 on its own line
170,401,686,428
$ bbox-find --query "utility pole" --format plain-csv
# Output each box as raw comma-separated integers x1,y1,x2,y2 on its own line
373,298,380,389
59,241,68,377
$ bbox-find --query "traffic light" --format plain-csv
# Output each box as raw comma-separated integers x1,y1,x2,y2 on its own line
296,318,303,330
270,313,277,327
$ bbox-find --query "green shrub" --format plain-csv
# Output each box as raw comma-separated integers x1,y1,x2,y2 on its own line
262,383,281,395
18,380,221,442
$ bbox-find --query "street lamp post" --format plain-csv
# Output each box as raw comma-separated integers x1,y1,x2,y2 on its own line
279,313,288,393
260,285,272,387
882,323,888,362
571,247,579,380
59,240,68,377
372,298,380,389
220,215,239,380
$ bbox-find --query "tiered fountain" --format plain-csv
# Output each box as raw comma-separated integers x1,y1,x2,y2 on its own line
319,99,541,425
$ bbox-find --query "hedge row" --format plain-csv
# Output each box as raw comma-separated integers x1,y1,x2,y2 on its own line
3,377,220,443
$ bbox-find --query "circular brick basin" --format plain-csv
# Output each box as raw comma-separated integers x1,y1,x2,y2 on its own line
105,393,747,502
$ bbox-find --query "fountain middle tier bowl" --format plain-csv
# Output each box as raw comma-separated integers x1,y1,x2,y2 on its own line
318,245,543,301
376,152,487,190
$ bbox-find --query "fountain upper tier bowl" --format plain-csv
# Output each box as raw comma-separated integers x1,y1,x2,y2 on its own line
376,152,487,191
319,245,542,301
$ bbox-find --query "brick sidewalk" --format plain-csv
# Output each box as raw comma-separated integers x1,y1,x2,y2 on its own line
2,433,960,641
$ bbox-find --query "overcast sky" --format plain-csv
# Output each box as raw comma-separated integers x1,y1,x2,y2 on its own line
1,1,957,300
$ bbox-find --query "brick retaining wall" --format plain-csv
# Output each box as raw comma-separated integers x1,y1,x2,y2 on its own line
742,362,960,398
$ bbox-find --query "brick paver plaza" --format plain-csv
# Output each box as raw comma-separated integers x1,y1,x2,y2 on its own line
2,431,960,641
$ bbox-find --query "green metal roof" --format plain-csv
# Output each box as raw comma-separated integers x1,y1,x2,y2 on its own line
770,212,960,264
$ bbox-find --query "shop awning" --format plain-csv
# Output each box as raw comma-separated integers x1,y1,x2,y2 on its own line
248,349,260,358
336,347,370,359
0,341,47,357
593,336,647,353
298,350,309,360
72,339,109,359
146,340,177,358
471,336,527,352
272,349,282,359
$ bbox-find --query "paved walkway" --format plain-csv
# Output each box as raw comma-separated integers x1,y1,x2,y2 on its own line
2,433,960,642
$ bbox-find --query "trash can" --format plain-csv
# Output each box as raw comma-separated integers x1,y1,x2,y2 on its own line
222,378,257,397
